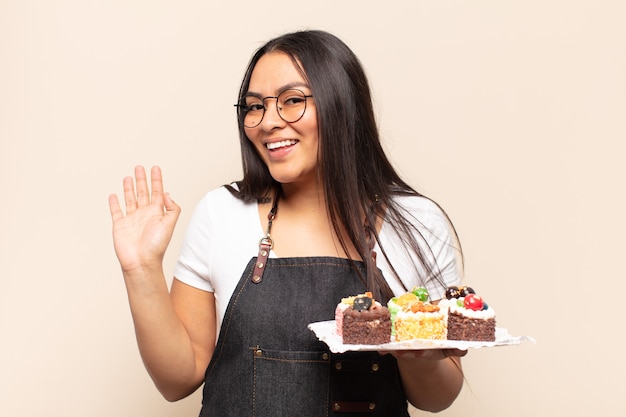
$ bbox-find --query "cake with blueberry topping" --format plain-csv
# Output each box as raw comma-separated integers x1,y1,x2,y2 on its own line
335,292,374,337
339,293,391,345
439,286,496,341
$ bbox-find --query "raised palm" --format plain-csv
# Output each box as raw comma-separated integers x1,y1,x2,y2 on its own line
108,166,180,274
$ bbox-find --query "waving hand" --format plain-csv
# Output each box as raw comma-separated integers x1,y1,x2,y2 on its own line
108,166,181,274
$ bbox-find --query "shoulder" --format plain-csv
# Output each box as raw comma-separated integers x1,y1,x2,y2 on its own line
185,185,259,241
200,184,244,205
391,193,440,212
194,184,255,215
389,194,451,230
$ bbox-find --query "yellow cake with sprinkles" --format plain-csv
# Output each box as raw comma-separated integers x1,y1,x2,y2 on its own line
388,287,447,341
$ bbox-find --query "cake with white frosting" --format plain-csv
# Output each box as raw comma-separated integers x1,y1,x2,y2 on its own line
439,286,496,341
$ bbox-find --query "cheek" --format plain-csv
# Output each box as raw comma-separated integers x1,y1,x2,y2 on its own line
244,127,256,142
298,111,319,140
244,128,263,149
244,130,269,162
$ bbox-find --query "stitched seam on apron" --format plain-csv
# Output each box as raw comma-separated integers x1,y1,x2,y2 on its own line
267,262,366,270
255,357,328,364
252,353,257,417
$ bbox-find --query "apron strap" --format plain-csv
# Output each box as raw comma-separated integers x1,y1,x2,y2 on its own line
252,190,280,284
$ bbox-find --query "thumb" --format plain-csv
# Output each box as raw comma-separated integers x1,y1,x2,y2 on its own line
164,193,181,218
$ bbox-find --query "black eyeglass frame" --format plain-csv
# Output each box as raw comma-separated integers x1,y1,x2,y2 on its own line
234,89,313,128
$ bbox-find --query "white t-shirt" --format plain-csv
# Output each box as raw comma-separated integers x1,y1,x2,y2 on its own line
174,186,461,331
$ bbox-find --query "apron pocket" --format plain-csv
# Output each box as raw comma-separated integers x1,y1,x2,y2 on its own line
252,347,330,417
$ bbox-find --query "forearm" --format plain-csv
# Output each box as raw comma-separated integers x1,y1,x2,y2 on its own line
123,267,203,401
396,353,464,412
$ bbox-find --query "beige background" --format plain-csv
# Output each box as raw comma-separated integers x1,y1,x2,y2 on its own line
1,1,624,416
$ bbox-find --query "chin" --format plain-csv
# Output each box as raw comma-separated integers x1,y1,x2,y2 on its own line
267,165,317,187
268,170,300,184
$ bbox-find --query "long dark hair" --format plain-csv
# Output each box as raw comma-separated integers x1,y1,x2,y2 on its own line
230,30,461,302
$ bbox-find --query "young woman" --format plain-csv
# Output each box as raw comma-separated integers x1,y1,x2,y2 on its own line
109,30,466,416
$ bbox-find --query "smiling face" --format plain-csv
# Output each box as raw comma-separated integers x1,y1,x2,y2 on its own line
244,52,319,189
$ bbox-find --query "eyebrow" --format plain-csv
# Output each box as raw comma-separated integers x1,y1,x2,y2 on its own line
245,82,311,97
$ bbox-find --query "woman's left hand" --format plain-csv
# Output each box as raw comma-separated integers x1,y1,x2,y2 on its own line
379,348,467,360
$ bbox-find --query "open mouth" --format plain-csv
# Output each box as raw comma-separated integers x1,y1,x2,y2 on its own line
266,139,298,151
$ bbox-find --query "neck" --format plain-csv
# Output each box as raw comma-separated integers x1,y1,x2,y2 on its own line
278,180,326,213
264,180,366,261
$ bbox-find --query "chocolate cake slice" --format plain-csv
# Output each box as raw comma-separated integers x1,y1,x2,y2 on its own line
446,311,496,341
342,304,391,345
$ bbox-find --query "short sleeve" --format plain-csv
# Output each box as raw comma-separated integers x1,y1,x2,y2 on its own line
376,195,462,300
173,193,215,292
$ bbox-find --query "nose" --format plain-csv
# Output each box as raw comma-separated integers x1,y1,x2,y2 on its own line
258,98,286,130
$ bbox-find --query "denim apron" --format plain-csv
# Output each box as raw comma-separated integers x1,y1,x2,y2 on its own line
198,255,410,417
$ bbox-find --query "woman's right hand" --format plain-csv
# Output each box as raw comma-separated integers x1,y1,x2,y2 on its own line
108,165,181,275
109,166,215,400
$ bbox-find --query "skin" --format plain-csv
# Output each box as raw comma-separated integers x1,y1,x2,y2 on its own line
109,166,215,401
246,52,360,259
245,52,321,191
108,51,465,410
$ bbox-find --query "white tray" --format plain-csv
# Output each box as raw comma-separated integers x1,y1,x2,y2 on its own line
308,320,535,353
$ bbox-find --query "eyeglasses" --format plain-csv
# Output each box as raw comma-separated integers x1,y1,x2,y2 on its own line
235,89,313,128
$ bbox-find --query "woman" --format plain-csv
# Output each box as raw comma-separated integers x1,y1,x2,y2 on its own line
109,30,465,416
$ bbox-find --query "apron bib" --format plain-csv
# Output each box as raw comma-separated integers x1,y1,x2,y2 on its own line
198,256,410,417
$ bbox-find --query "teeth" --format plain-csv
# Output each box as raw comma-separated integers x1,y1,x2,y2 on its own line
266,140,297,150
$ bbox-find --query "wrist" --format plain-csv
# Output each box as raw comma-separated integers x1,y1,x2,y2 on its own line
122,263,167,292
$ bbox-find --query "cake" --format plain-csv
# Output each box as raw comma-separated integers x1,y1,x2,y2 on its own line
334,293,369,337
338,293,391,345
334,286,495,345
439,286,496,341
388,287,447,341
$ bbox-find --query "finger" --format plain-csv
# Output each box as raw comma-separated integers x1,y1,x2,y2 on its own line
163,193,181,227
108,194,124,222
122,175,137,214
149,166,165,206
378,349,426,359
444,348,468,358
395,350,427,359
164,192,179,212
135,165,150,207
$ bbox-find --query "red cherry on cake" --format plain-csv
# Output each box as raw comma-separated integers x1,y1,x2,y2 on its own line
464,294,484,311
